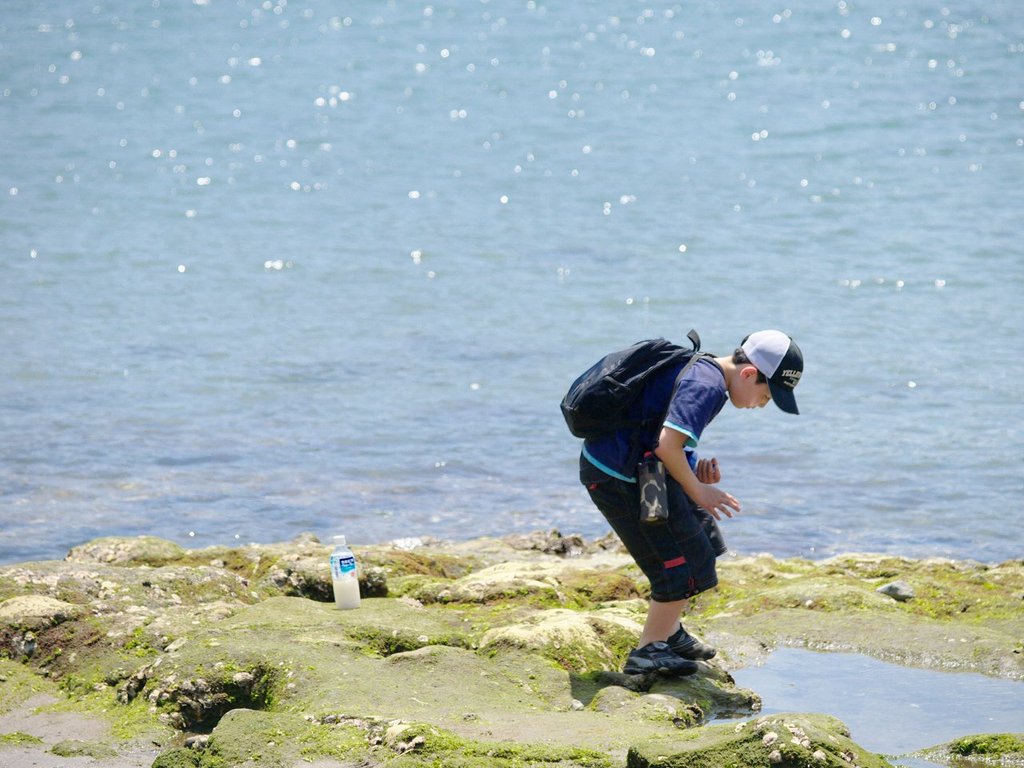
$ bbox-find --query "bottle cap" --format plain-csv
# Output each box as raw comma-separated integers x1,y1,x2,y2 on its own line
332,535,347,546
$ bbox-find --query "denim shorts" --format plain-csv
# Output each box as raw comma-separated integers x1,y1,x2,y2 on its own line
580,455,725,602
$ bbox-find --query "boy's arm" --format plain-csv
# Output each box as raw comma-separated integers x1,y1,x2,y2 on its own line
654,427,740,521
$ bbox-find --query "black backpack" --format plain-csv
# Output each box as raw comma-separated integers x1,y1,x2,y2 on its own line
561,329,705,440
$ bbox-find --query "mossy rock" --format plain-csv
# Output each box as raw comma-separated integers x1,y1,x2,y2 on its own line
0,731,44,746
65,536,187,566
360,546,482,580
628,713,896,768
916,732,1024,766
947,733,1024,758
165,712,614,767
557,567,644,606
151,748,201,768
0,595,84,631
481,607,640,672
589,686,703,728
373,720,616,767
704,555,1024,679
647,666,760,721
197,708,366,767
50,738,119,758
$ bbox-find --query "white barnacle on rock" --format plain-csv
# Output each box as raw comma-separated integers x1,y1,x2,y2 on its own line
762,731,778,746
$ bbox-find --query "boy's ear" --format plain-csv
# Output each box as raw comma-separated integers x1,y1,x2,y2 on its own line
740,364,760,380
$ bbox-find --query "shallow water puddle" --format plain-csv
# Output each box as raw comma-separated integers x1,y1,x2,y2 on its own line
723,648,1024,761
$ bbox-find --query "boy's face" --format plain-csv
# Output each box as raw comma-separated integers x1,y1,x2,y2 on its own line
730,365,772,410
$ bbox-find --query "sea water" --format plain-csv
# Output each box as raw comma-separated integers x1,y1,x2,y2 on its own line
1,1,1022,565
727,648,1024,760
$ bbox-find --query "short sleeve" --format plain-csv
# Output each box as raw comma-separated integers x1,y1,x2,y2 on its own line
662,362,727,449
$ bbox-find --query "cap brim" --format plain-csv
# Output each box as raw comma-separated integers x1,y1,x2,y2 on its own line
768,380,799,415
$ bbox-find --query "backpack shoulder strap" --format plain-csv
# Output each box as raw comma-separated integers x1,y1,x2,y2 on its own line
625,337,710,471
651,349,711,432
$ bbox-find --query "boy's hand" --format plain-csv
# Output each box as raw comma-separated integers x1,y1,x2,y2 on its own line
693,484,740,521
654,428,738,521
696,457,721,484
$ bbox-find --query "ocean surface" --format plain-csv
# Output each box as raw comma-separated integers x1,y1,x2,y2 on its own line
1,1,1022,566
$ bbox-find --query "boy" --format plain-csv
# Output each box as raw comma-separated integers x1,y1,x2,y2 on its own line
579,330,803,676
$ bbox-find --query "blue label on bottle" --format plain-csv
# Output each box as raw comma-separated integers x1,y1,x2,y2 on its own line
331,554,356,579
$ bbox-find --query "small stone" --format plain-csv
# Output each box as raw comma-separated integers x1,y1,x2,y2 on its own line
813,749,828,761
397,735,426,753
877,580,915,602
769,749,782,763
184,735,209,750
232,671,254,688
763,731,778,746
570,699,584,711
15,632,37,658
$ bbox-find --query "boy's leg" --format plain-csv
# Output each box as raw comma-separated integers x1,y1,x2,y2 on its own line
639,598,688,647
581,456,714,670
640,598,716,660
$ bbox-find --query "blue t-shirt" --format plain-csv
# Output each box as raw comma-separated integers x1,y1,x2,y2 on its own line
581,356,727,482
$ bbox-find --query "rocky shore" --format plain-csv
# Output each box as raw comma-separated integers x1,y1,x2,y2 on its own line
0,530,1021,768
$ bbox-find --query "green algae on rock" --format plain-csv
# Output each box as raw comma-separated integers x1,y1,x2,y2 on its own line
627,713,896,768
0,532,1021,768
50,737,119,759
0,731,43,745
700,554,1024,680
915,732,1024,767
948,733,1024,758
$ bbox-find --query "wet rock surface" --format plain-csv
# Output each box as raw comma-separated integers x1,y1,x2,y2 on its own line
0,531,1020,767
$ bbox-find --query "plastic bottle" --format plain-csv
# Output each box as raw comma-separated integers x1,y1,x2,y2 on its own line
329,535,360,609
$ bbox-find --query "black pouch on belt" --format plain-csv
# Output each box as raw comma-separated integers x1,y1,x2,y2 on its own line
637,452,669,524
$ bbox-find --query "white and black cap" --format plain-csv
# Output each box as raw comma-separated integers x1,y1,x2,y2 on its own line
741,330,804,415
